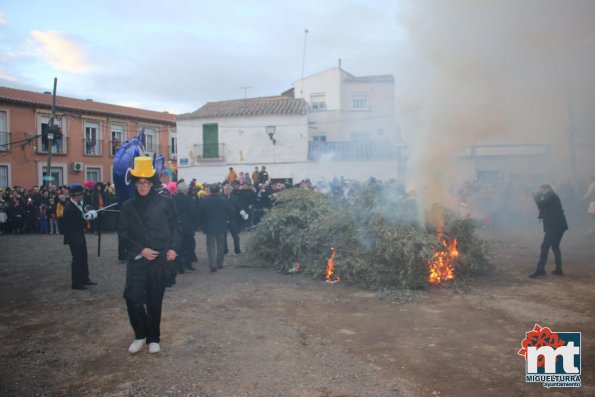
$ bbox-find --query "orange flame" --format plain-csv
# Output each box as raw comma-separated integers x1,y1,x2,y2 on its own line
428,236,458,284
325,247,340,283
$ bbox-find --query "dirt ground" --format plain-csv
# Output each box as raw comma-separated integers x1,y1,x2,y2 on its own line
0,226,593,397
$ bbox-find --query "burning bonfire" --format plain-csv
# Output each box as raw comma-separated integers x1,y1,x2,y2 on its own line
428,234,459,284
325,247,340,284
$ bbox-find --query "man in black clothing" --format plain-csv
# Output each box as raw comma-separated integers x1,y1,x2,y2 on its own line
222,184,242,255
119,156,182,354
62,183,96,290
197,184,234,272
529,184,568,278
173,181,197,272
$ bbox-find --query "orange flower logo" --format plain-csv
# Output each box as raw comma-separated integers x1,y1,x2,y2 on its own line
518,324,566,368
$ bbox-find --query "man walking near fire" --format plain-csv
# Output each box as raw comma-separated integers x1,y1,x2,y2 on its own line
529,184,568,278
119,157,182,354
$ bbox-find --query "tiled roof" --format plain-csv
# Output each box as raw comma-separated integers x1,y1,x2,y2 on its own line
0,86,177,124
343,75,394,83
178,96,307,120
308,140,400,161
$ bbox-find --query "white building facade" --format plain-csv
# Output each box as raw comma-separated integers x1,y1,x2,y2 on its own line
177,67,402,184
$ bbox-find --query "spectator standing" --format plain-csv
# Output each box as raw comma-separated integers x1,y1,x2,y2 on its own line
251,167,260,187
197,184,234,272
172,181,197,274
226,167,238,183
48,198,59,234
258,166,269,185
222,184,242,255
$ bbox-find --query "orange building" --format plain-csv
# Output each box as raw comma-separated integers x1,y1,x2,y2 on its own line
0,86,177,188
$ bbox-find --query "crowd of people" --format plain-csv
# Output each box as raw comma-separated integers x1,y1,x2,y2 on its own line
2,169,594,238
2,161,594,355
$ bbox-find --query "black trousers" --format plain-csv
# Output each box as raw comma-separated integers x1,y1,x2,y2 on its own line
123,257,168,344
536,229,565,272
224,222,241,254
117,231,126,260
206,233,225,270
69,240,89,287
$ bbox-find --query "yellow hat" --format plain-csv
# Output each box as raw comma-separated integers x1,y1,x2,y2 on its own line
129,156,156,178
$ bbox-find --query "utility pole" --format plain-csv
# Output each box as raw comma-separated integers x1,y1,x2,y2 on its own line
45,78,57,187
239,86,252,98
300,29,309,95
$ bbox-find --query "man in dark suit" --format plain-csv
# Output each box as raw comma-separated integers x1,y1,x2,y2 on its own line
530,184,569,278
222,184,242,256
197,184,234,272
63,183,96,290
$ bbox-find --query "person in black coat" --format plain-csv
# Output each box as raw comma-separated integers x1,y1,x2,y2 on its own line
222,184,242,255
62,184,96,290
197,184,234,272
118,157,182,354
530,184,569,278
173,181,197,273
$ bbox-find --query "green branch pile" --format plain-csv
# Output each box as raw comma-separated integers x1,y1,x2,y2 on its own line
244,188,491,289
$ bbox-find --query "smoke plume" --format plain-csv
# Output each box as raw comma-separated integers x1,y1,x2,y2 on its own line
395,0,595,228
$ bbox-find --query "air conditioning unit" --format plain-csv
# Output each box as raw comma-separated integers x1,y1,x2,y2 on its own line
72,162,84,172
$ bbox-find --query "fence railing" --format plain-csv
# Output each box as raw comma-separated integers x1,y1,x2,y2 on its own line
192,143,225,161
36,136,69,154
83,138,103,156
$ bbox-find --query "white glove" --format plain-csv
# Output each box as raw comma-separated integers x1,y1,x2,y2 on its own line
240,210,249,220
84,210,98,220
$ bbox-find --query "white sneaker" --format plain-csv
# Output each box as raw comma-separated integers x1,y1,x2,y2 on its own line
148,342,160,353
128,338,146,354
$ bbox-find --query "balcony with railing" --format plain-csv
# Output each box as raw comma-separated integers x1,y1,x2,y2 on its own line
143,142,160,156
308,140,399,161
0,131,10,152
36,136,69,155
84,138,103,156
192,143,226,161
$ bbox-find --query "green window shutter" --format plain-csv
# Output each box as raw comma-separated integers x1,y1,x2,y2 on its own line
203,124,219,158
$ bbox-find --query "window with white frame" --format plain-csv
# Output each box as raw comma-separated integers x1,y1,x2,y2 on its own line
0,111,8,151
84,120,101,156
38,115,64,153
86,167,101,183
110,124,125,156
352,95,368,110
0,165,8,188
41,166,64,187
312,134,327,142
143,127,158,154
170,136,177,159
310,93,327,111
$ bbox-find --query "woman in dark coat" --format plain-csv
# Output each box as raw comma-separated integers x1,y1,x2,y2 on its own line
119,157,182,354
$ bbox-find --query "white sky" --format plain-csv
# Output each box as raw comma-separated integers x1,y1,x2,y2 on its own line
0,0,405,114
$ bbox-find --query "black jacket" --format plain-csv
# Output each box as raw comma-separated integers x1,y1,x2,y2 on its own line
197,194,234,234
223,193,243,224
62,199,86,245
536,191,568,232
173,193,197,234
119,191,183,260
